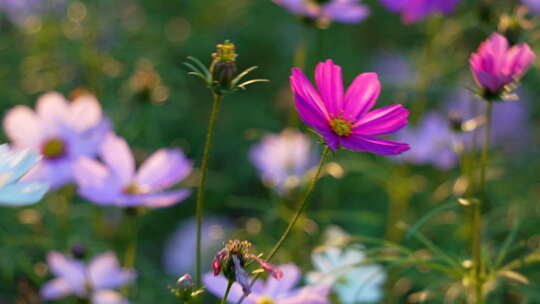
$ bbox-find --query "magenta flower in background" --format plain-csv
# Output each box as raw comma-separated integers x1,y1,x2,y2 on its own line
40,251,135,303
290,59,410,155
394,113,459,170
470,33,535,95
272,0,369,24
204,264,330,304
74,133,192,208
163,216,232,276
250,128,319,194
3,92,110,189
379,0,460,24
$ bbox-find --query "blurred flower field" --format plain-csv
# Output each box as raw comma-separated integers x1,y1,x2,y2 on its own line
1,0,540,303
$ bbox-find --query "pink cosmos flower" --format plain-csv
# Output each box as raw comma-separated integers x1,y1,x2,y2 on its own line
3,92,110,189
290,59,410,155
40,251,135,303
74,133,192,208
273,0,369,24
470,33,536,94
379,0,460,24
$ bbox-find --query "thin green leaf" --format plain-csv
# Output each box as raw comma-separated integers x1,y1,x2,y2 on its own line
186,56,211,79
231,66,258,87
412,231,463,270
495,212,521,268
183,61,203,74
406,200,459,239
237,79,269,89
187,72,209,83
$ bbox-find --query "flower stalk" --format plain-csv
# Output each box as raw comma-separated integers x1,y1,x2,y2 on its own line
195,92,223,287
221,280,234,304
471,101,493,304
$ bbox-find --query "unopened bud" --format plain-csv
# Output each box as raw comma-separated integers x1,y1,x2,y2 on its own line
71,243,86,260
210,40,238,88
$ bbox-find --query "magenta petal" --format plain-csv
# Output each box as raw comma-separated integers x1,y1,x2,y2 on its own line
318,130,340,150
293,92,332,133
353,104,409,135
290,68,330,120
315,59,344,115
341,134,410,155
134,149,192,191
140,189,191,208
99,133,135,186
507,43,536,76
343,73,381,120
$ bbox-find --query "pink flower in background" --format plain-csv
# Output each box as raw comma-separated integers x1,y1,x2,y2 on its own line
290,59,409,155
74,133,192,208
273,0,369,24
40,251,135,303
470,33,535,94
379,0,460,24
3,92,110,189
204,264,330,304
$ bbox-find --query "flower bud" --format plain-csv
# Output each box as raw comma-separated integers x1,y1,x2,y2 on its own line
448,112,463,133
71,243,86,260
210,40,238,89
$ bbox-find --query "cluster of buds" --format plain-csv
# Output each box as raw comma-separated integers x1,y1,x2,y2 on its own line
212,240,283,295
169,274,204,303
184,40,268,95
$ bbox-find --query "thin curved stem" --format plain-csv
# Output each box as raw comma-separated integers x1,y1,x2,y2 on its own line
237,146,330,304
196,93,223,287
472,101,493,304
221,280,234,304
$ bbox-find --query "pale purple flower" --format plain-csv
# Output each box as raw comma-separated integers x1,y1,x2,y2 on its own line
372,52,416,87
74,132,192,208
379,0,460,24
446,89,531,153
470,33,535,94
250,129,318,193
523,0,540,14
204,264,330,304
290,59,410,155
273,0,369,24
40,251,135,303
3,92,111,189
395,113,459,170
163,216,232,276
0,0,64,26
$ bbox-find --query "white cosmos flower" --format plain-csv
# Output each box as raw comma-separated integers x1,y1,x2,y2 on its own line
0,144,48,205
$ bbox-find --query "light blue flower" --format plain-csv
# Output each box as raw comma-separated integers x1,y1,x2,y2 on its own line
0,144,49,205
307,227,386,303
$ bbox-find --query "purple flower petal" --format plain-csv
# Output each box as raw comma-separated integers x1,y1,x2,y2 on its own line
233,255,252,296
88,252,136,290
35,92,69,125
47,252,87,297
40,278,72,300
99,133,135,186
322,0,369,23
203,273,247,303
134,149,192,191
74,157,122,205
260,264,300,298
138,189,191,208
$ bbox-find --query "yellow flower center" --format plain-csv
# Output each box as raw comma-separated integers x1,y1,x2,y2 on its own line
256,296,275,304
123,183,142,195
330,118,352,137
42,138,66,159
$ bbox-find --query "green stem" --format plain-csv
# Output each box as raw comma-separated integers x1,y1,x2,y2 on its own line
124,213,138,269
195,93,223,287
472,102,493,304
221,280,234,304
237,146,330,304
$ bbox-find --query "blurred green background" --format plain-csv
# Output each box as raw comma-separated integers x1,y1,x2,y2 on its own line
1,0,540,303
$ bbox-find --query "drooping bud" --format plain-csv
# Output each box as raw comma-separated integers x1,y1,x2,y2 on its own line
253,257,283,280
71,243,86,260
210,40,238,89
